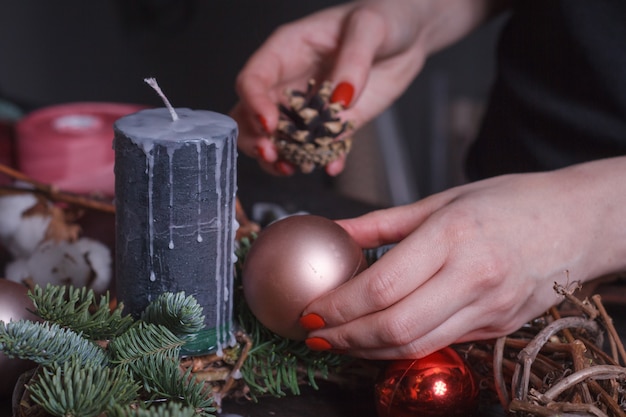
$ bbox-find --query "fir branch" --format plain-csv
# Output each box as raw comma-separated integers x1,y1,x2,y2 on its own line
27,357,139,417
8,285,221,416
130,354,182,396
141,292,205,336
137,355,215,415
239,332,347,399
29,284,134,340
0,320,107,366
108,322,185,369
108,401,204,417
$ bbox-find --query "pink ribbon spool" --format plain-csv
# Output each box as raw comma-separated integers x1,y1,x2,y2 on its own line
16,102,145,196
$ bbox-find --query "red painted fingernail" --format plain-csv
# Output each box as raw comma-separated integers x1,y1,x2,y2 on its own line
274,160,295,176
256,114,270,134
299,313,326,331
330,82,355,107
305,337,333,351
255,144,267,160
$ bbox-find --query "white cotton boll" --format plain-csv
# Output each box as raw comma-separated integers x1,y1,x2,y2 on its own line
0,194,38,239
21,241,88,288
0,194,50,258
5,238,112,292
7,215,51,258
74,238,112,294
4,258,31,284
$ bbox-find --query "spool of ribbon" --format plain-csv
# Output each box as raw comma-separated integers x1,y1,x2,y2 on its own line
16,102,145,196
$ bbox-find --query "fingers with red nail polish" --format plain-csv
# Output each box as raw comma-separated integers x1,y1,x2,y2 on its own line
300,313,326,331
254,139,278,164
274,160,296,176
256,114,271,134
325,157,346,177
255,144,267,160
301,314,336,353
305,337,333,351
330,82,355,107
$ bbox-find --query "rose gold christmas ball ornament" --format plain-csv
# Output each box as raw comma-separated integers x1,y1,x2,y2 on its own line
374,347,479,417
0,279,39,397
242,214,366,340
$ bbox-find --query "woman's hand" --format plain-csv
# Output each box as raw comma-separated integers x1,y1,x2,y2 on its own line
300,157,626,359
231,0,499,175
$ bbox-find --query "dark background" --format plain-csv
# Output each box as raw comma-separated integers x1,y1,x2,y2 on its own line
0,0,506,203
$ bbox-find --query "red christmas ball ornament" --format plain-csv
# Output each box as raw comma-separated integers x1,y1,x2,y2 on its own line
0,279,39,398
242,214,366,340
375,347,479,417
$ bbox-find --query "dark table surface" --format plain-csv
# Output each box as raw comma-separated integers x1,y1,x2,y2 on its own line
2,382,379,417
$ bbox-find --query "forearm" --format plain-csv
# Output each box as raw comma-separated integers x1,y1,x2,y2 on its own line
554,156,626,282
415,0,511,56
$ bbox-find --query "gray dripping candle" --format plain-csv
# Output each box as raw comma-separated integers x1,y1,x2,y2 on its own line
114,107,238,355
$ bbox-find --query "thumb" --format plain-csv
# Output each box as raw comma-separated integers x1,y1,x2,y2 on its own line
335,191,455,248
335,204,421,248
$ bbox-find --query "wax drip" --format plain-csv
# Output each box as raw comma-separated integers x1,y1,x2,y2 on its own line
225,137,237,348
214,141,224,355
196,142,203,243
147,151,156,282
144,78,179,121
167,147,175,250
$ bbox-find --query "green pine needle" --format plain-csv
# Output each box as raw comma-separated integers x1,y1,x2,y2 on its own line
28,357,139,417
137,356,215,415
141,292,205,336
29,284,134,340
0,320,107,366
108,401,204,417
108,322,185,369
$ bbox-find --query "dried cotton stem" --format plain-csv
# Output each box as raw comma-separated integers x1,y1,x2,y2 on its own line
0,163,115,213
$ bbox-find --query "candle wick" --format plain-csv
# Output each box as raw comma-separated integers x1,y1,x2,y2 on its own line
144,78,179,121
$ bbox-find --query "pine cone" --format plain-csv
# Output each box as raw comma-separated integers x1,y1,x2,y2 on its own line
272,79,354,173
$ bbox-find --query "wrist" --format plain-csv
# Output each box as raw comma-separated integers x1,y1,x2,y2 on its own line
555,157,626,281
417,0,510,56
